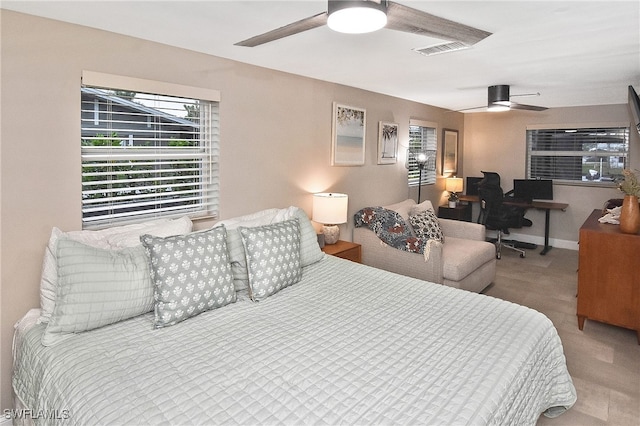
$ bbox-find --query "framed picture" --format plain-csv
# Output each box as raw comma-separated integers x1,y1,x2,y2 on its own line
442,128,458,175
332,103,366,166
377,121,398,164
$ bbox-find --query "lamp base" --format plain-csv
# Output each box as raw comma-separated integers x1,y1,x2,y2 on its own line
322,224,340,245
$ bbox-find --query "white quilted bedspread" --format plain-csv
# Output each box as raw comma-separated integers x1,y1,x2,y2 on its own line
13,256,576,425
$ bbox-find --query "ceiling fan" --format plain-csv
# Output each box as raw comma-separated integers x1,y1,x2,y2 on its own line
458,85,549,112
235,0,492,48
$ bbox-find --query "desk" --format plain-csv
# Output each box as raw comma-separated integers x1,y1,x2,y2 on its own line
458,195,568,255
438,204,472,222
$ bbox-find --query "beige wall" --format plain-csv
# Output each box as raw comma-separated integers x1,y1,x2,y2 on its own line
0,11,464,410
463,105,639,247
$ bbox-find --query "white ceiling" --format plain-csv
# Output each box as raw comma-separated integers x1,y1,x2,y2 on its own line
3,1,639,112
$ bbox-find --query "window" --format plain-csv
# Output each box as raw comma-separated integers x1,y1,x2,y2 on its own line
526,125,629,185
81,72,220,228
407,119,437,186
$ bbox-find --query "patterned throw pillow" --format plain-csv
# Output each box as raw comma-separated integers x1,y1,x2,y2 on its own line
140,226,236,328
409,209,445,243
239,219,302,302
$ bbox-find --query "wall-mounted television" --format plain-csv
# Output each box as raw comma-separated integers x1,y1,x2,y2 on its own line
629,85,640,136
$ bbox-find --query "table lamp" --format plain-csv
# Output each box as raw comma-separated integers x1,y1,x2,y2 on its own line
312,193,348,245
446,177,463,207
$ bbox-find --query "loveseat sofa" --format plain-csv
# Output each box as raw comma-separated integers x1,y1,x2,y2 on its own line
353,199,496,293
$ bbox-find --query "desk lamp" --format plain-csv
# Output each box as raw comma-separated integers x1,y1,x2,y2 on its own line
313,193,348,245
446,177,463,207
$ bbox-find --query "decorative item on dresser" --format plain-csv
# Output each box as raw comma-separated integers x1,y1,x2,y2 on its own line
321,240,361,263
617,169,640,234
312,192,348,244
577,209,640,344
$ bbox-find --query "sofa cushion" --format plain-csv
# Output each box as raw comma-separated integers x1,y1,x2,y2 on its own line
441,237,496,282
383,199,418,223
409,200,435,216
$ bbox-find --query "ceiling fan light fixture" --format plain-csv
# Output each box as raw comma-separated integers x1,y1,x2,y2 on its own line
327,1,388,34
487,103,511,112
487,84,511,112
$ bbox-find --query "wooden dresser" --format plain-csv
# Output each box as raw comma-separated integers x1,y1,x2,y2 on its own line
577,209,640,344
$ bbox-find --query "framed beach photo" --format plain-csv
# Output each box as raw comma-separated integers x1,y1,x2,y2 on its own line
442,128,459,175
377,121,398,164
332,103,366,166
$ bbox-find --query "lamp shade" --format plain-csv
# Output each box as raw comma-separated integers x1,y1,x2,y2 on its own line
312,193,348,224
327,1,387,34
446,177,463,193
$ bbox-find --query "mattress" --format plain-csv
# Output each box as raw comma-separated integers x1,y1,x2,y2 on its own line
13,255,576,425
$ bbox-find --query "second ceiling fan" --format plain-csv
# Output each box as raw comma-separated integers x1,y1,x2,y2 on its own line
235,0,492,48
458,85,549,112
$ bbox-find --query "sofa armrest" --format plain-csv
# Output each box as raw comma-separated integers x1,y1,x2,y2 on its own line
353,227,444,284
438,218,486,241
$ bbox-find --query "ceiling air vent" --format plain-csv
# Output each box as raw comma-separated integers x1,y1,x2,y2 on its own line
412,41,469,56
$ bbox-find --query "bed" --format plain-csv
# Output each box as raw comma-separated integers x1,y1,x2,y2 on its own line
12,208,576,425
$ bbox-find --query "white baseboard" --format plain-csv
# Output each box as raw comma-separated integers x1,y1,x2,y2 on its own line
487,230,579,251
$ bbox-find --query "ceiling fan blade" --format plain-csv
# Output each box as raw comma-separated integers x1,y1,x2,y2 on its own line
235,12,328,47
453,105,486,112
385,1,491,45
510,103,548,111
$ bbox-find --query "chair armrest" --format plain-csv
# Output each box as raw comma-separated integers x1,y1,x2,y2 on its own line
353,227,444,284
438,218,486,241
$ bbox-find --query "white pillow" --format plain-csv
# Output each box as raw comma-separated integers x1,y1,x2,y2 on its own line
38,216,193,324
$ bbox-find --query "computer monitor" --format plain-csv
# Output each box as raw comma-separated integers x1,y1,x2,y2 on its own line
465,176,484,196
512,179,553,202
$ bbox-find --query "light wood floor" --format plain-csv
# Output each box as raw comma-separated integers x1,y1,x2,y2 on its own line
482,246,640,425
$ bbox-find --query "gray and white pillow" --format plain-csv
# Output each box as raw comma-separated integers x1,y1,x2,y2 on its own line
239,219,302,302
140,226,235,328
409,209,445,243
220,207,323,294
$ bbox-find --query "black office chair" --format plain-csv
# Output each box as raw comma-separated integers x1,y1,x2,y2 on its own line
477,171,530,259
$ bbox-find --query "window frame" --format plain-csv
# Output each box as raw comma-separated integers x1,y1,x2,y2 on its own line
407,119,438,187
526,123,629,187
80,71,220,229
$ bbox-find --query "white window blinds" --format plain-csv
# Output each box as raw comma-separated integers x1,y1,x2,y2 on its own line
408,120,437,186
526,125,629,185
81,74,220,228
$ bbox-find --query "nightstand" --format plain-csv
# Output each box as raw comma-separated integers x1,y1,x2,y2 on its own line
438,204,472,222
321,240,362,263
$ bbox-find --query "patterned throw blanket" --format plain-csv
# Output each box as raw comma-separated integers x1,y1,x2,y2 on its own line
354,207,439,260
